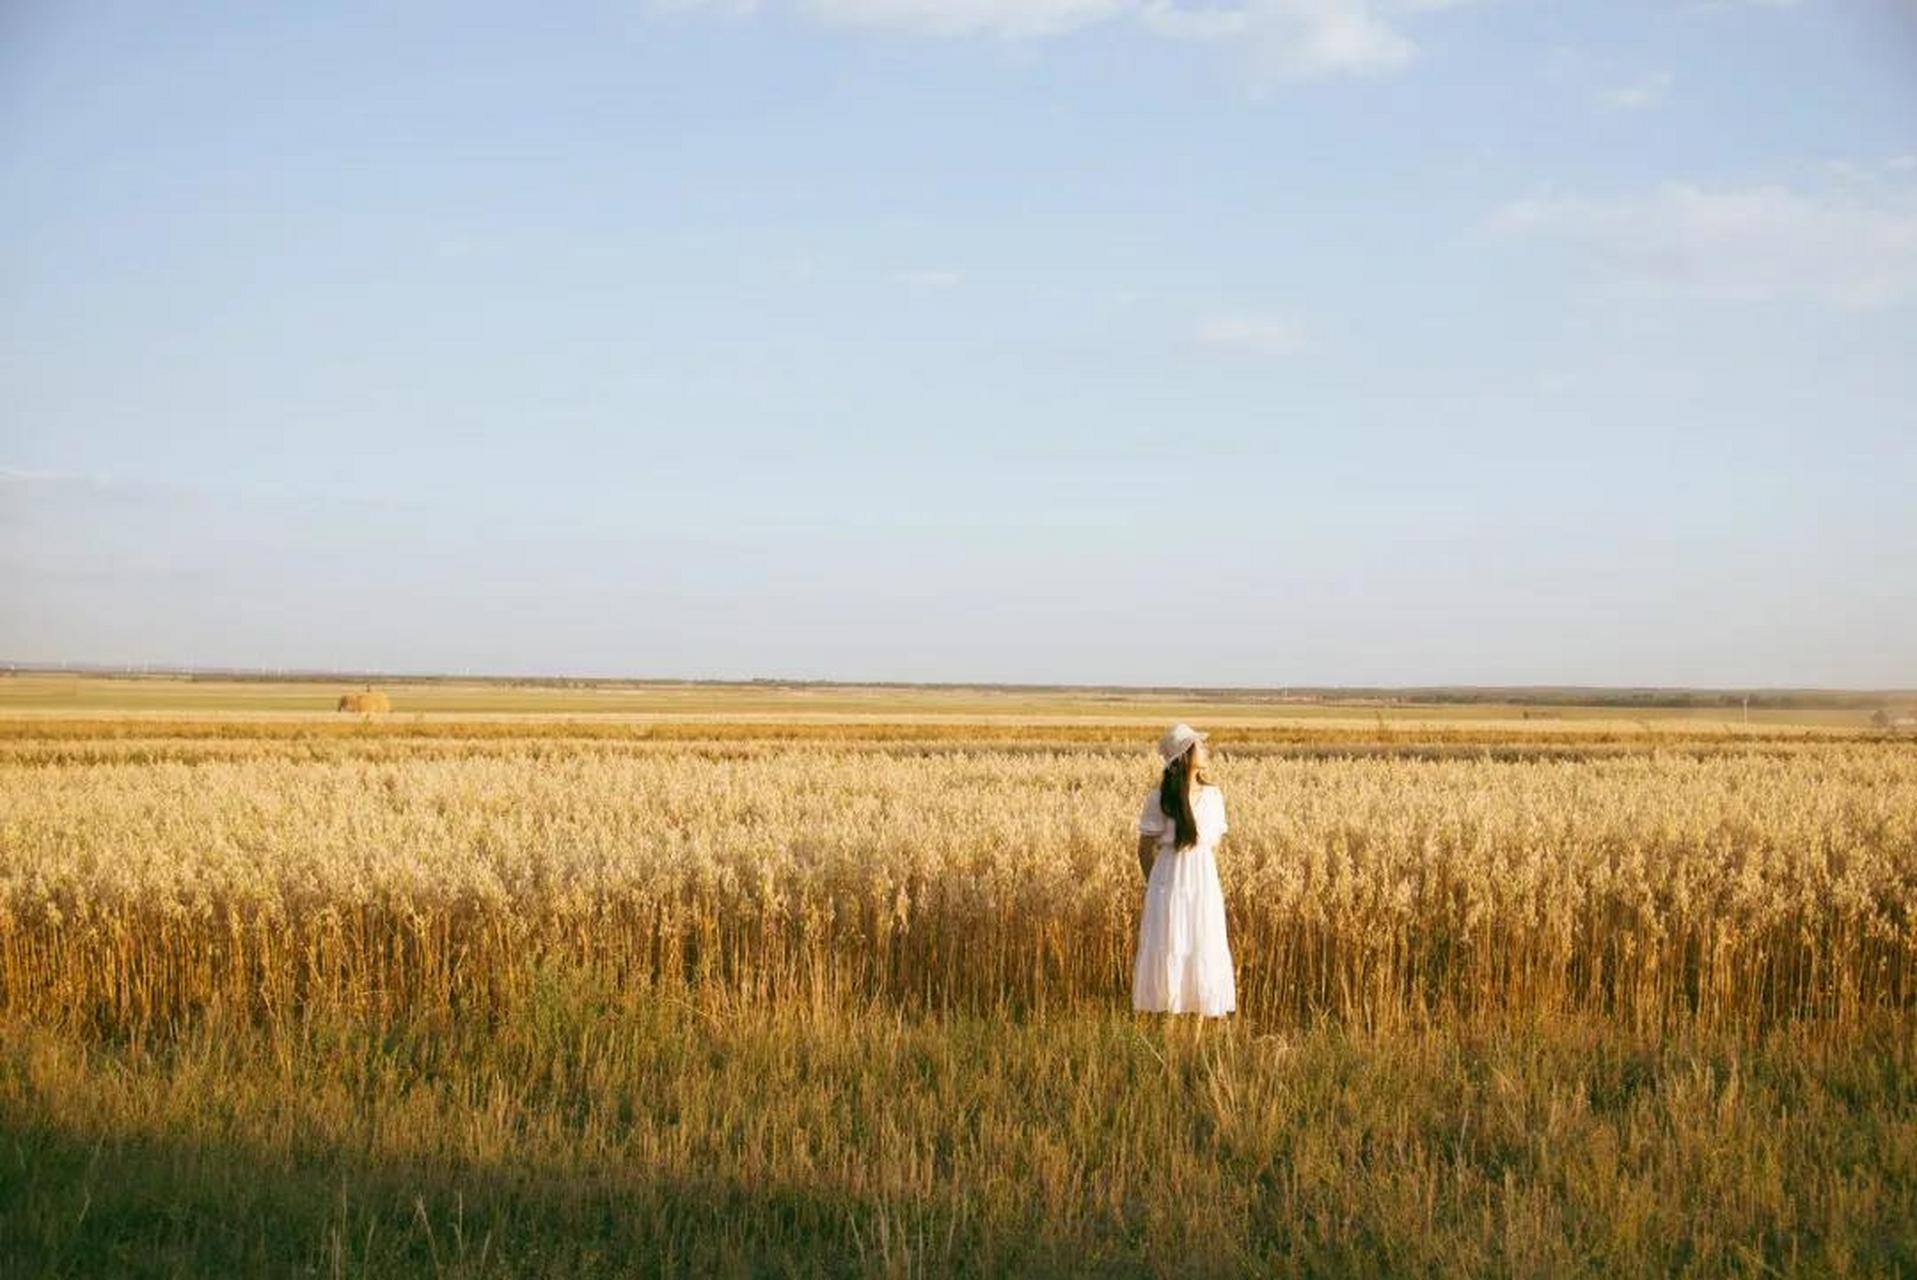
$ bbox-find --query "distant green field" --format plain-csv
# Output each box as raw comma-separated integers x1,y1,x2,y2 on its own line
0,672,1876,729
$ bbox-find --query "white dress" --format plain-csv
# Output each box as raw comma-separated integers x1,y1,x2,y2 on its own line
1132,782,1237,1017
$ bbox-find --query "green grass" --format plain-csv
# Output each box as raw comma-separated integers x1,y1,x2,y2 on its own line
2,978,1911,1277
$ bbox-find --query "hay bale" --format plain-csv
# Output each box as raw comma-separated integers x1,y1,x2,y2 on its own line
337,689,391,714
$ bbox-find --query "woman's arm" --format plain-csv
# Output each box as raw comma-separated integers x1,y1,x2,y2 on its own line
1136,834,1158,883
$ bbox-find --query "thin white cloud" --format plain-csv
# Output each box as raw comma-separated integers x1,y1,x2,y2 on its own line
804,0,1126,37
656,0,1445,78
1493,182,1917,308
1829,154,1917,184
647,0,762,14
1195,311,1311,356
893,268,964,288
1136,1,1251,40
1140,1,1415,77
0,466,125,492
1597,71,1672,110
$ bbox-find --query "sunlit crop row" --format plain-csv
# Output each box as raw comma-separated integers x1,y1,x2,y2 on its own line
2,738,1912,1031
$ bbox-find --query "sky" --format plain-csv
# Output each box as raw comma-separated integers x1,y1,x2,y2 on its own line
2,0,1914,687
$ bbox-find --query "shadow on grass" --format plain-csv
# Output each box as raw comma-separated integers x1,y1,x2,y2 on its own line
0,1118,1150,1278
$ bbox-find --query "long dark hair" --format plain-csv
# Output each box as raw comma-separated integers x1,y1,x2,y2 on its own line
1159,750,1200,851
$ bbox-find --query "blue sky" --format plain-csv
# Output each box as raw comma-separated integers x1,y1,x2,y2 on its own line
3,0,1913,686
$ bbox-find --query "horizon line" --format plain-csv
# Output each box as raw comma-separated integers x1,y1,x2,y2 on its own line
3,660,1912,700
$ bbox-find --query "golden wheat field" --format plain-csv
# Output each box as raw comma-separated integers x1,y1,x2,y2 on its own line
1,681,1914,1275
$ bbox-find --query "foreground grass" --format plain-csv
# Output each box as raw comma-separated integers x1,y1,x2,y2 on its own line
4,716,1911,1274
2,979,1912,1277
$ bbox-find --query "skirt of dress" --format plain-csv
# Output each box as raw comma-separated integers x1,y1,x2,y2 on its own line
1132,844,1237,1017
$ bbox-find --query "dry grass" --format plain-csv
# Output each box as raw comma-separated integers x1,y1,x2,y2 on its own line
1,714,1912,1274
3,735,1912,1034
336,688,393,714
0,671,1880,728
4,997,1911,1277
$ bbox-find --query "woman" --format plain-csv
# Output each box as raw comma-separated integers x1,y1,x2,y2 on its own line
1132,723,1237,1018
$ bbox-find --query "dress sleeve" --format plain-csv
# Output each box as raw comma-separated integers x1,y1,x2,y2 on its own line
1206,789,1229,841
1136,789,1168,837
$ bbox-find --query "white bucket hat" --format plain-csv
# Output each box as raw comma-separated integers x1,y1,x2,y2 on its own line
1157,722,1207,765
